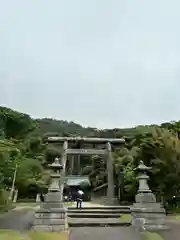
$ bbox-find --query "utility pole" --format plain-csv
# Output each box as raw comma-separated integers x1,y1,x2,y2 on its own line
9,164,18,201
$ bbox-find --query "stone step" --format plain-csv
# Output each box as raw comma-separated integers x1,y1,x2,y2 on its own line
68,213,121,218
32,224,66,232
68,218,131,227
33,218,65,225
67,209,130,214
68,206,130,210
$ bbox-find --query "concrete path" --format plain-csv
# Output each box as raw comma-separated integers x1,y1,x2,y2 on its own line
158,223,180,240
71,202,107,208
81,202,108,208
69,227,140,240
70,201,129,208
13,205,40,211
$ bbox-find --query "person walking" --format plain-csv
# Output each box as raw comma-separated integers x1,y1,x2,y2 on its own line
76,189,84,209
40,192,44,202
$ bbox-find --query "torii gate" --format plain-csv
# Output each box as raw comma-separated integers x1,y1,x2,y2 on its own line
47,137,125,205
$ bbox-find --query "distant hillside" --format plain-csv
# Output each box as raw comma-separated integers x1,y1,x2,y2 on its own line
35,118,157,139
0,105,179,139
36,118,95,137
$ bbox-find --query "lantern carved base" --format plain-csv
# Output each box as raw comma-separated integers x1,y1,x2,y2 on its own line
32,208,68,232
131,202,168,231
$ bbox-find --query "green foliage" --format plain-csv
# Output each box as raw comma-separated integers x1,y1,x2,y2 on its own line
0,107,36,139
0,190,11,211
1,105,180,208
0,107,49,208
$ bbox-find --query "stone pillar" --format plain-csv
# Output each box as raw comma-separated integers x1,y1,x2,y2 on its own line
131,161,169,231
36,193,40,203
13,189,18,203
59,140,68,202
106,142,115,205
77,155,81,174
70,155,74,175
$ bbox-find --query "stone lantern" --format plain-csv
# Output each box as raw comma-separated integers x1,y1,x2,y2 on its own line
49,157,63,191
130,161,169,231
134,160,156,203
32,157,68,232
42,157,63,209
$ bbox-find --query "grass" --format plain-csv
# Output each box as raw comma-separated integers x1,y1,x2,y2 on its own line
13,201,73,211
140,232,164,240
15,202,73,207
0,230,68,240
167,214,180,222
11,201,74,213
9,201,73,213
64,202,74,206
15,202,39,207
0,230,21,240
27,231,68,240
120,214,132,222
175,215,180,220
12,202,40,212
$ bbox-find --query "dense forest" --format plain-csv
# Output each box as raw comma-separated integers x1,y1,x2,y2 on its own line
1,106,180,210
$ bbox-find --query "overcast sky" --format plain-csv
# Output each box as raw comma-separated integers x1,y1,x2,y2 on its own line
0,0,180,129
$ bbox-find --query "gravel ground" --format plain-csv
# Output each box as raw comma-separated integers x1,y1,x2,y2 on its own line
69,227,140,240
0,209,34,232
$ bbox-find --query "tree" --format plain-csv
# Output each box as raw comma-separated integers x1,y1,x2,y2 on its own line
1,105,180,208
0,107,36,139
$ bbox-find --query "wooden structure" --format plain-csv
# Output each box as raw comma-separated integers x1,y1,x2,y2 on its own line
47,137,125,205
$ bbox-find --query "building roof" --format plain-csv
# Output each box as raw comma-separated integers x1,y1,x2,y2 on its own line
64,175,91,187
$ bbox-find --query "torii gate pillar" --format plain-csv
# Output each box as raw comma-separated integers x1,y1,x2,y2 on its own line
106,142,115,205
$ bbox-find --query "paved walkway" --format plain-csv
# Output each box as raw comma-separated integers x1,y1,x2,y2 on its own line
70,202,113,208
80,202,108,208
13,205,40,211
69,227,140,240
158,223,180,240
